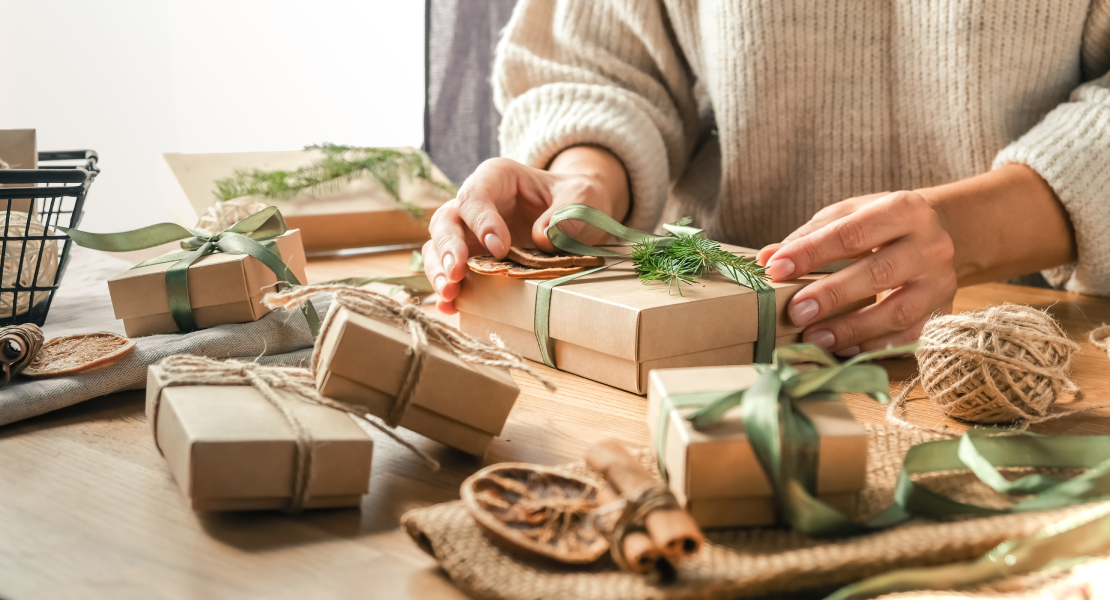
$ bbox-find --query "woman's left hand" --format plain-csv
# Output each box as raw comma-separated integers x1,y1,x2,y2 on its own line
756,190,957,356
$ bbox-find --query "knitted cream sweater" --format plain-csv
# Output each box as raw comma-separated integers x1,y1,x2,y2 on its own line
493,1,1110,294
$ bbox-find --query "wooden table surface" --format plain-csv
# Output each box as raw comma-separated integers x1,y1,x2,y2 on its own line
4,250,1110,600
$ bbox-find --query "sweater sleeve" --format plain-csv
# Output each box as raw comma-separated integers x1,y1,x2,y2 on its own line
492,0,699,232
992,1,1110,294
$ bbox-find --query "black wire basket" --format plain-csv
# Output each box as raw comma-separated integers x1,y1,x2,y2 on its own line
0,150,98,326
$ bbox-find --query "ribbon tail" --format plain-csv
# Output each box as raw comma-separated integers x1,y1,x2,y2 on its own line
58,222,194,252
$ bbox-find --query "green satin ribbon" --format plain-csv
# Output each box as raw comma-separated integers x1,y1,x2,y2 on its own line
656,342,1110,538
826,502,1110,600
533,204,776,369
59,207,319,336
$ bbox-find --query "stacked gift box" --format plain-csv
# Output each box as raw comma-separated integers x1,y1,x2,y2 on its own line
647,365,868,528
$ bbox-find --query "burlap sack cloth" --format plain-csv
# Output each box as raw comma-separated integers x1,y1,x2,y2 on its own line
401,424,1106,600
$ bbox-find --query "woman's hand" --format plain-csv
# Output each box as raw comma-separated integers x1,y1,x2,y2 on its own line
756,191,957,356
423,146,629,314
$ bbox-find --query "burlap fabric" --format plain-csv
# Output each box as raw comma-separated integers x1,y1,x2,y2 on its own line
401,424,1105,600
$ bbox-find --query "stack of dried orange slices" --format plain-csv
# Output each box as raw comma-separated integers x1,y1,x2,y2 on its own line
467,247,605,279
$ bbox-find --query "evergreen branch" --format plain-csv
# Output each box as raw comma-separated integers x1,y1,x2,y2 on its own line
630,222,769,294
212,144,458,219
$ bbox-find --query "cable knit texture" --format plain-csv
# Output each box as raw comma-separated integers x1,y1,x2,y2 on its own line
494,0,1110,295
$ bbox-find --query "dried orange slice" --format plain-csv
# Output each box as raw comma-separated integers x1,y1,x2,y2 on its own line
22,332,136,378
461,463,608,564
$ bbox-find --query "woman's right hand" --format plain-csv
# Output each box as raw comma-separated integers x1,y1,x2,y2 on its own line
423,146,630,314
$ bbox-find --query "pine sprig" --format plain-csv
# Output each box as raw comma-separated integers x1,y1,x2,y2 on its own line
631,219,769,295
212,144,458,219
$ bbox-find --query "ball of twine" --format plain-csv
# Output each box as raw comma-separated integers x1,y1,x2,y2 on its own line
905,303,1080,427
0,212,58,317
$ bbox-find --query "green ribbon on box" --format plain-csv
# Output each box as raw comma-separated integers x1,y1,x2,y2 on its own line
656,342,1110,540
533,204,777,369
59,206,319,336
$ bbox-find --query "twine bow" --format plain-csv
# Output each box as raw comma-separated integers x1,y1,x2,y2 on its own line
60,206,319,336
149,355,441,512
263,284,555,429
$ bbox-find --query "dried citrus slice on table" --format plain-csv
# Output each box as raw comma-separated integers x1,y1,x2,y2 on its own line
22,332,136,378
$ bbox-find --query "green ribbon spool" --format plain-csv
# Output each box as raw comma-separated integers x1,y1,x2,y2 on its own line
655,342,1110,539
59,206,319,336
533,204,776,369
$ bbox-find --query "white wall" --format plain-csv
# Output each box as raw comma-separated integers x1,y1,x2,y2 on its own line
0,0,426,232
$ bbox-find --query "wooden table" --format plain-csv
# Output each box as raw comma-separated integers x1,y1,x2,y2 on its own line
4,250,1110,600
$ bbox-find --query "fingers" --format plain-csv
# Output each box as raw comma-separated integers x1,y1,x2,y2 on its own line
756,243,782,266
767,191,924,281
453,159,527,259
531,175,609,252
422,240,461,314
429,200,477,283
785,238,931,328
800,284,950,353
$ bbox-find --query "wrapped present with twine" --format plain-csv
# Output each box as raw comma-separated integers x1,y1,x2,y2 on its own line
264,284,555,458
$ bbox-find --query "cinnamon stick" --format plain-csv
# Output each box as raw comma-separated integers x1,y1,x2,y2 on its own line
586,440,704,561
595,483,671,576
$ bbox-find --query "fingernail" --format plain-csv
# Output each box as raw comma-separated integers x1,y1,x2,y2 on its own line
836,346,861,358
766,258,795,280
804,329,835,349
442,254,455,276
484,233,506,256
789,298,819,327
433,275,446,294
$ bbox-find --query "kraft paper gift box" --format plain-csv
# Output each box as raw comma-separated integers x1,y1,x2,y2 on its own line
147,365,375,511
107,229,308,337
455,243,870,394
315,305,521,457
647,365,868,529
160,149,451,252
0,129,37,213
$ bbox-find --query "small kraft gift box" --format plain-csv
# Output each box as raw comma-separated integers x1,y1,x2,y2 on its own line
261,284,546,458
455,245,870,395
147,357,375,512
647,365,868,529
61,206,315,338
0,128,37,213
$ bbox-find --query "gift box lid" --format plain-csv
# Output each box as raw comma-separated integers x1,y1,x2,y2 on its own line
315,305,520,436
648,365,868,500
107,229,307,320
455,244,865,364
146,366,374,508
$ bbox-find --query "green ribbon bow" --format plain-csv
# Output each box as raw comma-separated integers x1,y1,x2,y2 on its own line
59,206,319,336
656,342,1110,538
533,204,776,369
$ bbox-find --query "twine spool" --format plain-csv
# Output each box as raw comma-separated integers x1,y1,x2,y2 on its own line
895,304,1081,428
0,212,58,317
195,197,271,234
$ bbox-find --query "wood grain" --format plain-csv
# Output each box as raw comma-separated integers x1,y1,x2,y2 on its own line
3,249,1110,599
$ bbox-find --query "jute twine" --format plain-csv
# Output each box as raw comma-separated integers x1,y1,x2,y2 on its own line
263,284,556,428
0,323,43,386
149,355,440,512
890,304,1084,430
592,482,681,572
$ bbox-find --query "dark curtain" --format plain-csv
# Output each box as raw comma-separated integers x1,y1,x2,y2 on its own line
423,0,518,186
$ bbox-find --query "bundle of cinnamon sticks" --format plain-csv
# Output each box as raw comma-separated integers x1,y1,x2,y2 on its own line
587,440,704,580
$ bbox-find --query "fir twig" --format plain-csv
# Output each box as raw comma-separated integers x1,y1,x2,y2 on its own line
212,144,458,219
631,219,769,294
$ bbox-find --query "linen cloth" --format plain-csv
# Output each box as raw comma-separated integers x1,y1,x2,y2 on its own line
0,246,325,426
494,0,1110,294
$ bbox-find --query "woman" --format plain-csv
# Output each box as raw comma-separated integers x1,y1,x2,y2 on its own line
423,0,1109,356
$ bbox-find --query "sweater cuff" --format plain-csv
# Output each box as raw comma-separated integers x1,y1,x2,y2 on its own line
498,83,670,233
993,78,1110,295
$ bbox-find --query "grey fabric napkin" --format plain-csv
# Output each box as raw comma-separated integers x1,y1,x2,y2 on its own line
0,245,326,426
